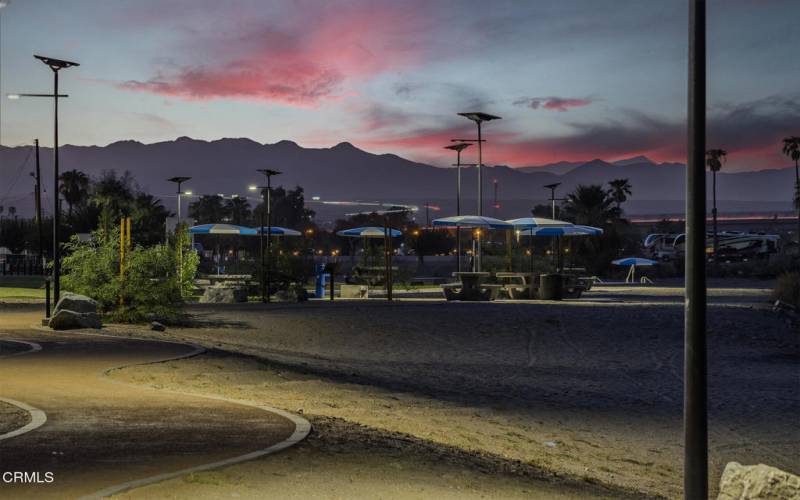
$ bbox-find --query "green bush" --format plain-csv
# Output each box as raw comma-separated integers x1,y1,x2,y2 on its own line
772,271,800,309
61,225,198,323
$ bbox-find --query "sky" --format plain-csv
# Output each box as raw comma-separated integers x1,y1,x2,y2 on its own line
0,0,798,171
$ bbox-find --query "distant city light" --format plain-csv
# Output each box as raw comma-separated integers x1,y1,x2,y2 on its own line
312,196,321,201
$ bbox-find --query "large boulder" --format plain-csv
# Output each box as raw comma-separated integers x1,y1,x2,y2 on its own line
53,292,98,315
718,462,800,500
48,309,102,330
199,285,248,304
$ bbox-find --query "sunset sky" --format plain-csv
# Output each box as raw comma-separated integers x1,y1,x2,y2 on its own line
1,0,798,171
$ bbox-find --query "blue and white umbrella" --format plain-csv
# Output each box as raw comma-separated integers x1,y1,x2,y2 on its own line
432,215,512,230
613,257,657,283
530,225,603,236
506,217,572,230
189,224,257,235
336,226,402,238
612,257,657,266
253,226,302,236
506,217,572,273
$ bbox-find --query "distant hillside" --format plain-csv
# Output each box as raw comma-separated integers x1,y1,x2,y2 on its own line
0,138,795,221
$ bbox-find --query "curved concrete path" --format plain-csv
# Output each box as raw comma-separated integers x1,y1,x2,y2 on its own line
0,331,309,499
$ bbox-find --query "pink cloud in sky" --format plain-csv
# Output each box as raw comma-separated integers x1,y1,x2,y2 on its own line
513,96,594,112
117,4,429,106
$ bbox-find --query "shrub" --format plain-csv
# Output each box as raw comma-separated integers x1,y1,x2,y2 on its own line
61,225,198,323
772,271,800,309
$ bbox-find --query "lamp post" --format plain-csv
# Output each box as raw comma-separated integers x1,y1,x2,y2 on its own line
457,112,501,216
167,177,192,219
456,112,501,273
252,169,281,303
10,56,78,305
544,183,563,269
685,0,708,497
444,142,472,272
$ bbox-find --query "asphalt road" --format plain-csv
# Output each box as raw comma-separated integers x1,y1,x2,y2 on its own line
0,323,303,499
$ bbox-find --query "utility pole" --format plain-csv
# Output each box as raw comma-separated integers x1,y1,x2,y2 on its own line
685,0,708,498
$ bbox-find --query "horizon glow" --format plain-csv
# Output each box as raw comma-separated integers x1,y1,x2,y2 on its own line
0,0,798,172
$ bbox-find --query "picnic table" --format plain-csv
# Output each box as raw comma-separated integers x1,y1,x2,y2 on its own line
495,272,538,299
441,272,501,301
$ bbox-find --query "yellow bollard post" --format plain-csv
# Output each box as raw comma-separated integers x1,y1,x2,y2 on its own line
119,218,125,305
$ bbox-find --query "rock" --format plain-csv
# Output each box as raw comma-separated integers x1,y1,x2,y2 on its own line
717,462,800,500
150,321,166,332
199,285,248,304
53,292,98,315
48,309,102,330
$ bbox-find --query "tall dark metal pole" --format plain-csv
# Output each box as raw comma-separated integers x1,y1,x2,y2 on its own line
685,0,708,497
259,190,265,303
52,69,60,304
266,175,272,304
446,143,471,273
34,139,43,271
457,149,462,272
476,121,483,272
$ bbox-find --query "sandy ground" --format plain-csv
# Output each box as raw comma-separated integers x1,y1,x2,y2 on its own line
0,307,630,500
0,400,30,435
0,325,297,499
113,416,632,500
102,284,798,499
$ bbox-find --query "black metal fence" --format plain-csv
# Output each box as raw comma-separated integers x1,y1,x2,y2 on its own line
0,255,46,275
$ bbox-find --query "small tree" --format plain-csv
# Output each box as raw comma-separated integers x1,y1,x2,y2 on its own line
61,226,198,323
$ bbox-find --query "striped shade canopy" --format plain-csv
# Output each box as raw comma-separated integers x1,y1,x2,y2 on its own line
336,226,402,238
612,257,657,266
506,217,573,229
432,215,512,230
529,225,604,237
253,226,302,236
189,224,257,235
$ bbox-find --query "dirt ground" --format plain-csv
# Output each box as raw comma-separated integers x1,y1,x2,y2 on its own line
102,283,799,499
112,416,634,500
0,400,30,435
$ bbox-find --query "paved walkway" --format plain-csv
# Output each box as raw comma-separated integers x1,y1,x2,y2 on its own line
0,328,307,498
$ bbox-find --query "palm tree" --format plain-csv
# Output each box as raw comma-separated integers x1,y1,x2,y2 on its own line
608,178,632,212
561,184,619,227
705,148,727,255
188,195,229,224
59,169,90,220
782,136,800,244
225,196,251,225
8,206,16,219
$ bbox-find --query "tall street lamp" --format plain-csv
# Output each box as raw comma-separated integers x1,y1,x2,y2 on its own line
167,176,192,219
544,183,564,269
457,112,501,216
8,55,78,305
34,55,79,305
444,142,472,272
251,168,281,303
